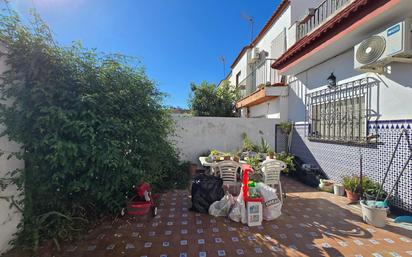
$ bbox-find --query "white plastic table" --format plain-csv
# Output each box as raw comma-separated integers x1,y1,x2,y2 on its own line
199,156,217,175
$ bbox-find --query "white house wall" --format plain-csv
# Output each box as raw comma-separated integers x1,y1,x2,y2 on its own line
288,48,412,123
0,46,22,254
286,34,412,212
248,96,289,120
229,51,249,87
254,6,291,55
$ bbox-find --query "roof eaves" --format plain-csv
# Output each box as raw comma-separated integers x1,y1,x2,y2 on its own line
272,0,384,70
230,0,290,69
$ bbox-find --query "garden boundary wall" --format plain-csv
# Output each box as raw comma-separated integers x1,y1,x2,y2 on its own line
0,44,23,254
171,115,280,165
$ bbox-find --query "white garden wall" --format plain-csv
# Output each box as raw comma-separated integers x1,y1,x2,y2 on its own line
171,116,279,164
0,45,22,254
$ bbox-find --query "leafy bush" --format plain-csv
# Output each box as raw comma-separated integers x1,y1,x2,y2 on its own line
259,137,272,153
276,152,296,174
342,175,361,193
241,133,258,152
362,177,387,200
246,156,263,182
279,122,292,135
0,13,188,250
188,80,238,117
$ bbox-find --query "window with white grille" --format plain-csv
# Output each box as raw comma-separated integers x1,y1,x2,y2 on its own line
305,77,378,143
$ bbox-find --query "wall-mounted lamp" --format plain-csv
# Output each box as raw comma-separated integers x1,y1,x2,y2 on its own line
327,72,337,89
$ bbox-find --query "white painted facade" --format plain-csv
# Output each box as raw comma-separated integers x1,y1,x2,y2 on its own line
225,1,324,119
228,50,249,88
0,45,22,254
285,0,412,124
288,50,412,124
278,0,412,212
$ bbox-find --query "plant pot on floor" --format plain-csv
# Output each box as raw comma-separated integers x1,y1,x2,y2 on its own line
364,193,387,202
189,163,198,177
360,200,389,227
334,184,345,196
319,179,334,192
345,190,360,203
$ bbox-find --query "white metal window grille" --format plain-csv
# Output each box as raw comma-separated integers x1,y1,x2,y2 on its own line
305,77,378,143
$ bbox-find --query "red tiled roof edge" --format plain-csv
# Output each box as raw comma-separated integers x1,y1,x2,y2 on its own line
230,0,290,69
251,0,290,47
272,0,390,70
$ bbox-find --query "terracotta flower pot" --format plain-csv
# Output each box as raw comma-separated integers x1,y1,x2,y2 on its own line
224,156,231,161
189,163,198,177
345,190,360,203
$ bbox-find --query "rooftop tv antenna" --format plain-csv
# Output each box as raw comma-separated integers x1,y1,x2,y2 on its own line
219,55,226,78
241,12,254,43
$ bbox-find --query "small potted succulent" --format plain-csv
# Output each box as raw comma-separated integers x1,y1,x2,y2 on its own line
343,175,361,203
223,153,231,161
267,150,275,160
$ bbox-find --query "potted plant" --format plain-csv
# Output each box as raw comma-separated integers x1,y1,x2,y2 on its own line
241,133,258,153
267,150,275,160
362,178,387,201
275,152,295,175
209,149,225,161
319,179,334,193
246,156,263,182
279,122,292,135
223,153,231,161
342,175,361,203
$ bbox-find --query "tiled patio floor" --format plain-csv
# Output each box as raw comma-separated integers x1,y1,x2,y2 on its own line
11,177,412,257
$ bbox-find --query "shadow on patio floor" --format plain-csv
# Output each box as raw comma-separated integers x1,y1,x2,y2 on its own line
3,177,412,257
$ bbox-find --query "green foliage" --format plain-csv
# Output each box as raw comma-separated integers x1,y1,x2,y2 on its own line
276,152,296,174
342,175,361,193
209,149,224,157
241,133,259,152
259,137,272,153
279,121,292,135
0,13,188,249
246,156,263,182
362,177,387,200
188,80,238,117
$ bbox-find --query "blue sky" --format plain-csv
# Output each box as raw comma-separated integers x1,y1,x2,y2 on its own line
7,0,280,108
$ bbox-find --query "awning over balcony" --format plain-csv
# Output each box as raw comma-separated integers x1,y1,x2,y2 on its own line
236,84,288,108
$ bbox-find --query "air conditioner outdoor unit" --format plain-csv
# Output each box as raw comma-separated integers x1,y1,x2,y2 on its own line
354,19,412,73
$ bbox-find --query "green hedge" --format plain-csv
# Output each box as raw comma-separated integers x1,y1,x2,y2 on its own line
0,13,188,250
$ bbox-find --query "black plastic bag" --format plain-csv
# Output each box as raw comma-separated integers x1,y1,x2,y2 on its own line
190,174,225,213
293,156,327,187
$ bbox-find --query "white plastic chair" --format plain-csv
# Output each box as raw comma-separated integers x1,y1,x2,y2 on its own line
216,160,241,195
261,159,287,203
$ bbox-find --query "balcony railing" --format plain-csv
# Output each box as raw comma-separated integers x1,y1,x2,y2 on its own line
297,0,351,41
237,59,281,99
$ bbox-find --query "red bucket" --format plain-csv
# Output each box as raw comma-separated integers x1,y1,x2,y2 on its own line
127,201,152,215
